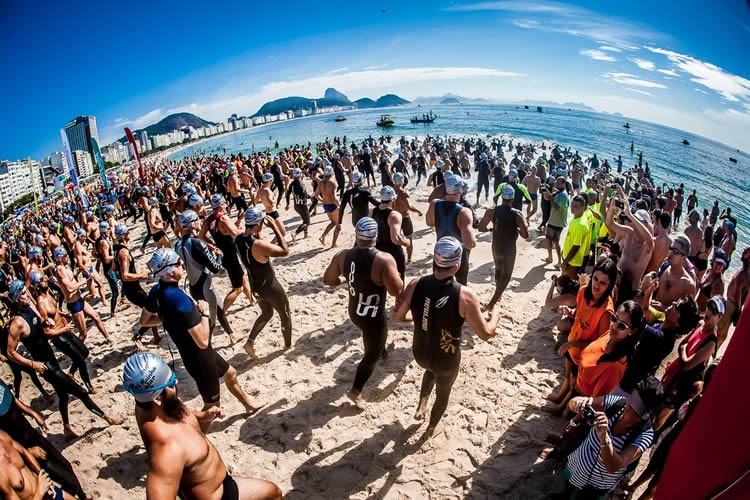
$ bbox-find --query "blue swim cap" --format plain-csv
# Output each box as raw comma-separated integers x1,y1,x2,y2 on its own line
114,224,129,240
28,246,42,258
99,221,110,232
29,271,44,288
52,246,67,262
393,172,405,185
122,352,176,403
244,206,265,226
434,236,463,268
209,194,226,209
149,248,180,278
262,172,273,183
355,217,378,241
352,171,364,185
8,280,26,303
179,210,200,227
188,194,204,208
380,186,396,201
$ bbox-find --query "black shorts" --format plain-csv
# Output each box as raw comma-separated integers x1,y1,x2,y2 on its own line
269,210,280,220
123,283,149,308
546,224,563,242
152,230,166,242
186,347,230,405
223,253,245,289
689,255,708,271
402,216,414,237
232,196,248,212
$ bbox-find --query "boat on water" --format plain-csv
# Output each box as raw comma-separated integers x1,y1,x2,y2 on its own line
682,139,690,145
410,110,436,123
729,157,738,163
536,106,543,113
623,122,631,129
376,114,394,127
334,116,346,122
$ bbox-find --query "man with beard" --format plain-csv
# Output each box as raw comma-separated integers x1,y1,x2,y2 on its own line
122,352,281,500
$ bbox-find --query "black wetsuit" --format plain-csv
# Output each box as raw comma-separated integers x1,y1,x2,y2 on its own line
344,247,388,392
235,234,292,348
114,243,155,339
207,214,245,289
16,307,105,425
176,235,224,330
434,200,471,285
409,275,465,429
146,282,229,405
489,205,521,303
0,382,86,498
475,159,491,201
372,206,405,280
339,186,379,226
98,236,119,315
0,327,47,399
286,178,311,236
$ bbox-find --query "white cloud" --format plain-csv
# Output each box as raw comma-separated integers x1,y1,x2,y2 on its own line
598,45,622,53
657,68,679,77
646,46,750,102
450,0,660,49
695,88,708,94
603,72,668,89
624,88,654,97
580,49,617,62
101,67,523,143
629,57,655,71
327,68,350,75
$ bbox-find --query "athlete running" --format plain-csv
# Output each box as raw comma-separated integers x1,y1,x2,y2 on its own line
323,217,403,408
235,207,292,359
73,228,107,306
122,353,281,500
339,171,380,227
393,172,423,263
394,237,500,440
478,185,529,310
256,172,286,240
372,186,411,282
316,166,342,247
140,249,258,427
285,168,312,240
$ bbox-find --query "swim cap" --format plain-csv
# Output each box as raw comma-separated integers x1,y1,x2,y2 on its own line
445,175,463,195
105,204,115,213
98,221,110,233
63,215,74,224
433,236,463,268
380,186,396,201
244,206,265,226
85,210,93,218
723,220,735,231
52,246,67,262
29,271,43,288
712,248,728,269
33,234,44,246
149,196,159,206
49,222,58,231
182,183,196,195
708,296,725,315
179,210,200,227
227,165,236,174
8,280,26,303
114,224,129,241
480,153,488,161
501,184,515,200
323,166,334,177
262,172,273,183
291,168,302,178
354,216,378,240
149,248,181,279
634,209,651,224
28,246,42,258
188,194,204,208
509,168,518,178
393,172,405,185
352,171,364,185
209,194,226,208
122,352,177,403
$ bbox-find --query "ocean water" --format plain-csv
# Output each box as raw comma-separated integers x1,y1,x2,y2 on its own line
171,104,749,270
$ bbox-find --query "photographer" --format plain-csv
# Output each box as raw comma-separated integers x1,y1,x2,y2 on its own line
563,376,663,498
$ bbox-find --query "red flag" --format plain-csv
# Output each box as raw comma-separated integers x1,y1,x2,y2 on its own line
125,127,146,181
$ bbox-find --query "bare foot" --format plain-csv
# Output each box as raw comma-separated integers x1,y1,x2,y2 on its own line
243,342,258,360
87,385,97,395
538,446,557,460
105,415,123,426
346,390,365,410
414,400,429,421
544,257,553,264
243,402,263,415
319,236,326,246
64,426,79,440
422,422,444,441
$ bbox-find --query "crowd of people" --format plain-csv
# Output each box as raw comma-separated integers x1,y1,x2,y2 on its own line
0,131,746,499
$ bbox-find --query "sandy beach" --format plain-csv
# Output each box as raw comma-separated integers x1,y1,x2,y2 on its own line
3,178,636,499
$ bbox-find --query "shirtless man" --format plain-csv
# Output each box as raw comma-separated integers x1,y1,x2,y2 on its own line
47,222,62,252
645,210,672,274
226,165,250,217
719,220,737,262
122,353,281,500
52,247,111,344
393,173,422,263
147,197,171,249
0,430,71,500
685,210,708,280
717,247,750,347
653,234,697,311
605,195,654,301
61,215,77,270
315,166,341,248
256,173,286,239
522,168,541,223
73,229,107,305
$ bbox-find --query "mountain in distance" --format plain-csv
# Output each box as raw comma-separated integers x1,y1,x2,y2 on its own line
252,88,409,115
440,97,461,104
413,93,491,105
118,112,215,142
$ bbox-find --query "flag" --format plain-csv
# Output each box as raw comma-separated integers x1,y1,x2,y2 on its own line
125,127,146,181
90,137,111,192
27,157,39,216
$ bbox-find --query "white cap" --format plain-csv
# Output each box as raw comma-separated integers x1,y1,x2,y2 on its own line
355,217,378,240
434,236,463,268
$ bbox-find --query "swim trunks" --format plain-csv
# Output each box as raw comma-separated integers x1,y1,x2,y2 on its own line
152,230,167,242
269,210,280,220
572,183,581,190
401,216,414,237
67,298,85,314
323,203,338,213
232,195,248,212
221,472,240,500
530,193,538,201
688,255,708,272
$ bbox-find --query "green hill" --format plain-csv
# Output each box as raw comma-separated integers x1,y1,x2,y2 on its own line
118,112,214,142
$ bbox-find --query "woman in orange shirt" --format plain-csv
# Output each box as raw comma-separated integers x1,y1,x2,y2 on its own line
546,258,618,415
576,300,643,397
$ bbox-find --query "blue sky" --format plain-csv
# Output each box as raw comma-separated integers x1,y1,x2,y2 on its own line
2,0,749,159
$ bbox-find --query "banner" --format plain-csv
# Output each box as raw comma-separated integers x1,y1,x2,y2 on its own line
125,127,146,181
27,157,39,216
90,137,111,192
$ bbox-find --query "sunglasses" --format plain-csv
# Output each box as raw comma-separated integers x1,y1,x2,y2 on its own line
611,318,631,331
669,247,685,256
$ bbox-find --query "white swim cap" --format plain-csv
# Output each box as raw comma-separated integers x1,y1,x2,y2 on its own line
122,352,176,403
434,236,463,268
355,217,378,241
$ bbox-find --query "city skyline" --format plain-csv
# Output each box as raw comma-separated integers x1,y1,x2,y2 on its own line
2,0,749,160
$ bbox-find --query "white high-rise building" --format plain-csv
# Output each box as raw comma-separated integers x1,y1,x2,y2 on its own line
73,150,94,178
0,159,43,211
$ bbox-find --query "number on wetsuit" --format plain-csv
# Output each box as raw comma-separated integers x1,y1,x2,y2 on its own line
348,262,380,318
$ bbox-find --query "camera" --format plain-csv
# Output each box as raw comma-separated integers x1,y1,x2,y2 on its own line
581,403,597,425
614,199,624,210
